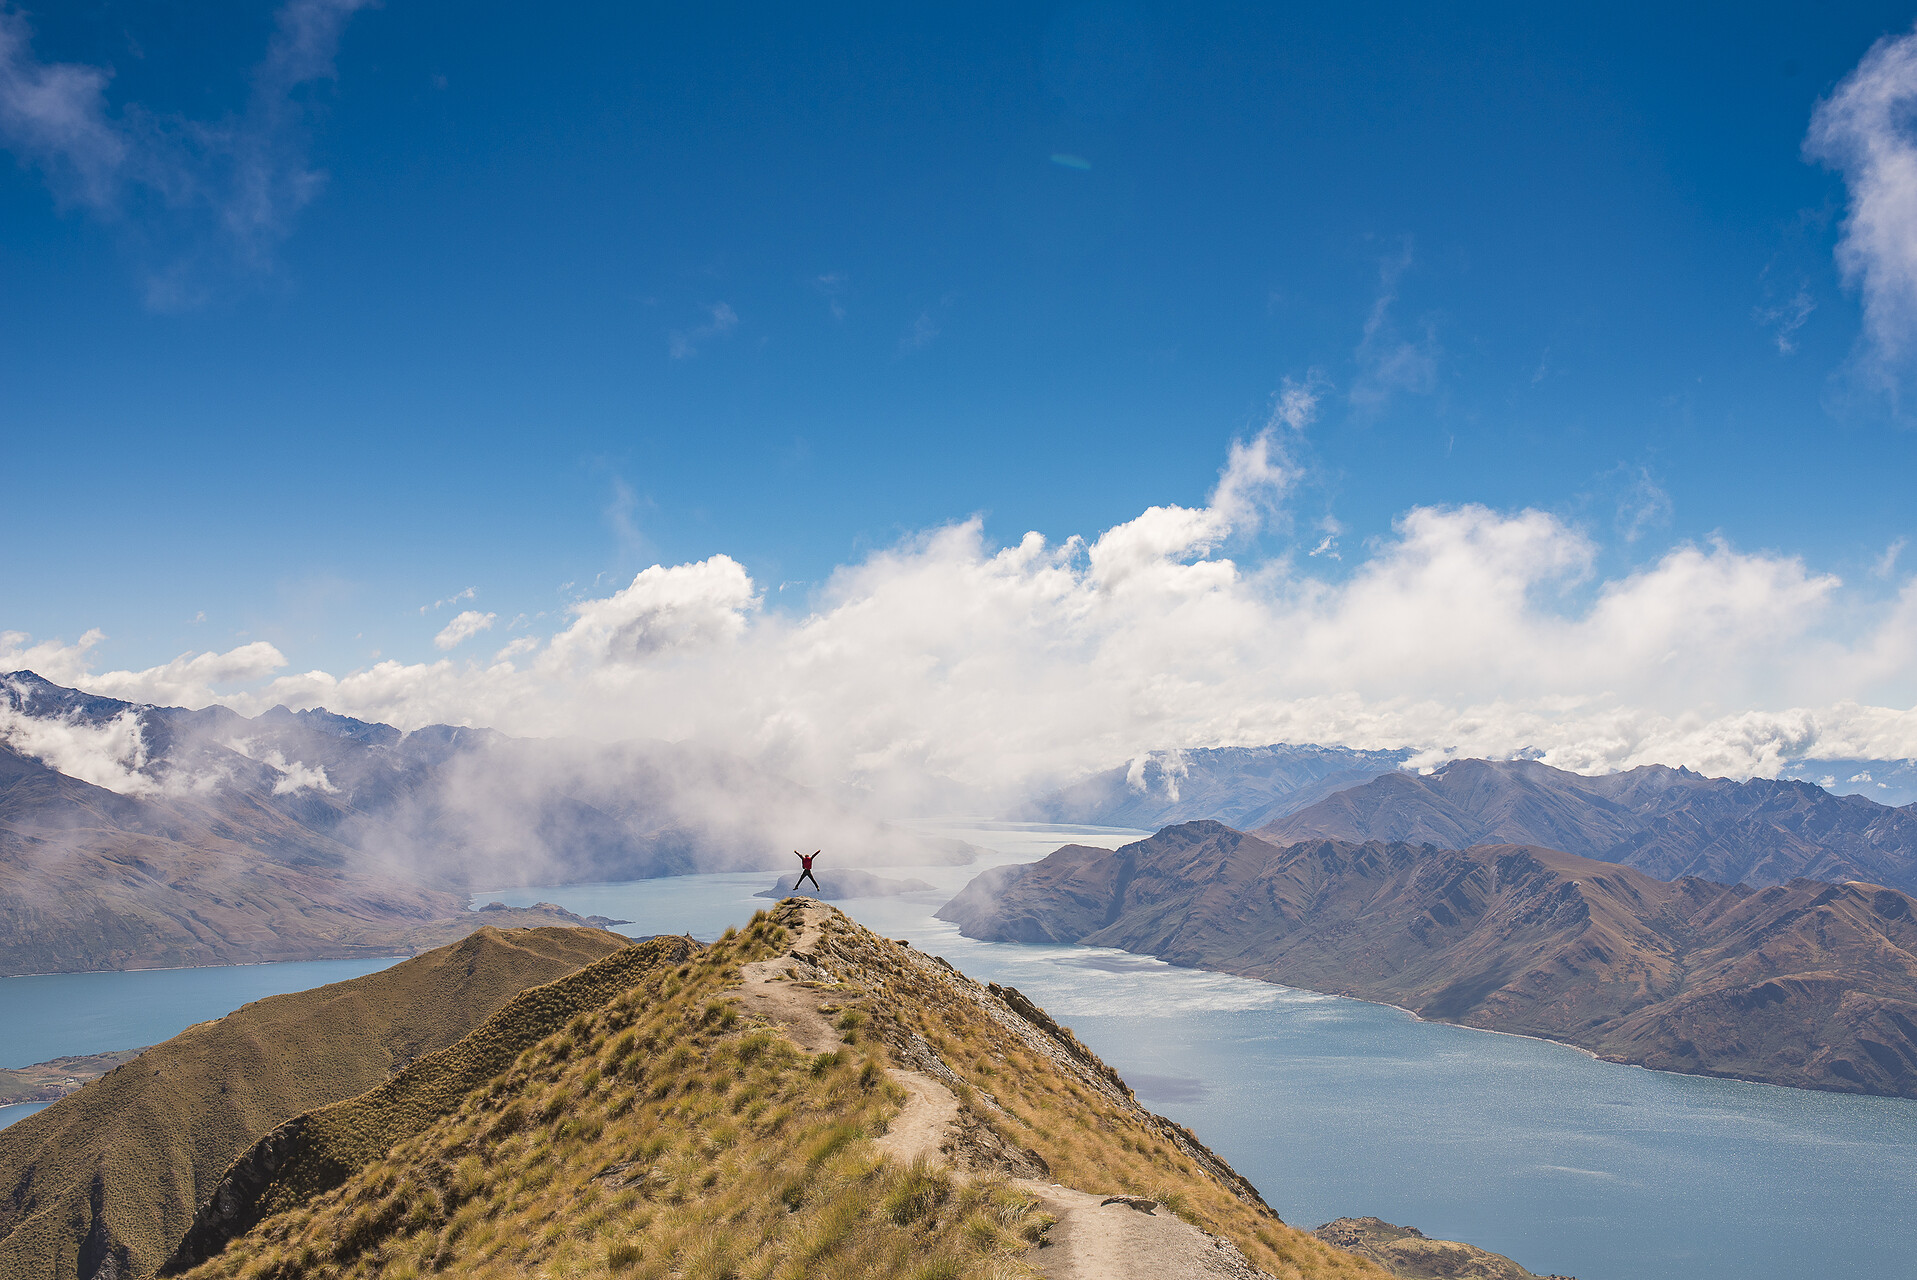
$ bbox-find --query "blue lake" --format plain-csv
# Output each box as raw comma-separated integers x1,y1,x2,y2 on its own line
6,822,1917,1280
0,955,404,1072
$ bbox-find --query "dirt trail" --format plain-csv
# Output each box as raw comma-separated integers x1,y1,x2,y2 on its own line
871,1067,960,1165
733,905,838,1054
730,904,1268,1279
1016,1182,1271,1280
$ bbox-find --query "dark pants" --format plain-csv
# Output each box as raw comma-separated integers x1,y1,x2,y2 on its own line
797,869,820,891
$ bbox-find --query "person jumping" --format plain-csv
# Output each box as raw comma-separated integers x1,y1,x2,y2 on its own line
793,849,822,894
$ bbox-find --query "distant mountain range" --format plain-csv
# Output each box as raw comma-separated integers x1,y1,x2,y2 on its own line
1259,757,1917,895
0,671,973,975
940,822,1917,1097
1018,743,1412,829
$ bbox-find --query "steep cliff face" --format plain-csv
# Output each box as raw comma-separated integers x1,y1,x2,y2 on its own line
940,823,1917,1096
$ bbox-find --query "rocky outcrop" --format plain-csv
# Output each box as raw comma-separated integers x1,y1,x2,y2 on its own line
1315,1218,1574,1279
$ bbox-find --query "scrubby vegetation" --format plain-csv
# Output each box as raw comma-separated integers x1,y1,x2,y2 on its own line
154,901,1385,1280
793,909,1385,1280
0,926,628,1280
180,911,1050,1280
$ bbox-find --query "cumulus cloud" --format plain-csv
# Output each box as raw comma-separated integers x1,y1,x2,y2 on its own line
546,557,756,668
1,631,285,708
0,0,372,305
8,440,1916,808
434,610,497,651
1807,26,1917,376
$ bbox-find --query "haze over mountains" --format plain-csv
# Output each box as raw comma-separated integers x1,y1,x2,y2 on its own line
1021,744,1413,831
0,672,972,975
1259,758,1917,895
941,823,1917,1097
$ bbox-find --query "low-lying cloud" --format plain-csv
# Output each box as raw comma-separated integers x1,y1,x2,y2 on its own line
5,431,1915,809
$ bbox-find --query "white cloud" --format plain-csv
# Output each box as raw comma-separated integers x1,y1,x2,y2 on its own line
900,310,939,352
669,302,738,359
0,680,153,794
545,557,755,668
1269,373,1327,431
1350,242,1439,411
421,586,476,615
1807,27,1917,373
1615,466,1674,543
494,635,539,661
8,436,1917,808
1876,537,1907,579
263,750,337,795
0,0,373,305
434,610,497,650
1755,280,1815,354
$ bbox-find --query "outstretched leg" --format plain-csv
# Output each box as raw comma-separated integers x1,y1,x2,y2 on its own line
797,868,820,892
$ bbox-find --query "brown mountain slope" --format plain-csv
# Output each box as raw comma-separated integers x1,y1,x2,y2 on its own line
0,744,463,976
0,926,627,1280
938,823,1917,1096
1257,758,1917,894
166,900,1399,1280
0,672,977,976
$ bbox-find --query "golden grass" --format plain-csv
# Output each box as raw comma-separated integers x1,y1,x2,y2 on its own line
0,926,628,1280
181,911,1049,1280
178,901,1384,1280
797,907,1389,1280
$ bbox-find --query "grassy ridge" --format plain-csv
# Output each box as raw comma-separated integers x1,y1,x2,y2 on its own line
797,908,1383,1279
179,909,1053,1280
0,926,627,1280
167,935,699,1270
179,903,1384,1280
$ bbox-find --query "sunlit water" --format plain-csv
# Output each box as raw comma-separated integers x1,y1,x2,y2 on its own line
5,824,1915,1279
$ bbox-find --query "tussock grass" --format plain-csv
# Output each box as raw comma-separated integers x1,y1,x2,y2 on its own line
181,910,1050,1280
0,926,628,1280
796,907,1389,1280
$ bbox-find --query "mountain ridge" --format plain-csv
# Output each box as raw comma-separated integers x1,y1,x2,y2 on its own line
939,822,1917,1097
1258,757,1917,894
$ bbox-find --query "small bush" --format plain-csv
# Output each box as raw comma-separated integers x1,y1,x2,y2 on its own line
884,1159,951,1226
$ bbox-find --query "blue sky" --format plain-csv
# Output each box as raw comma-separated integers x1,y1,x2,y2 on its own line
4,2,1917,795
